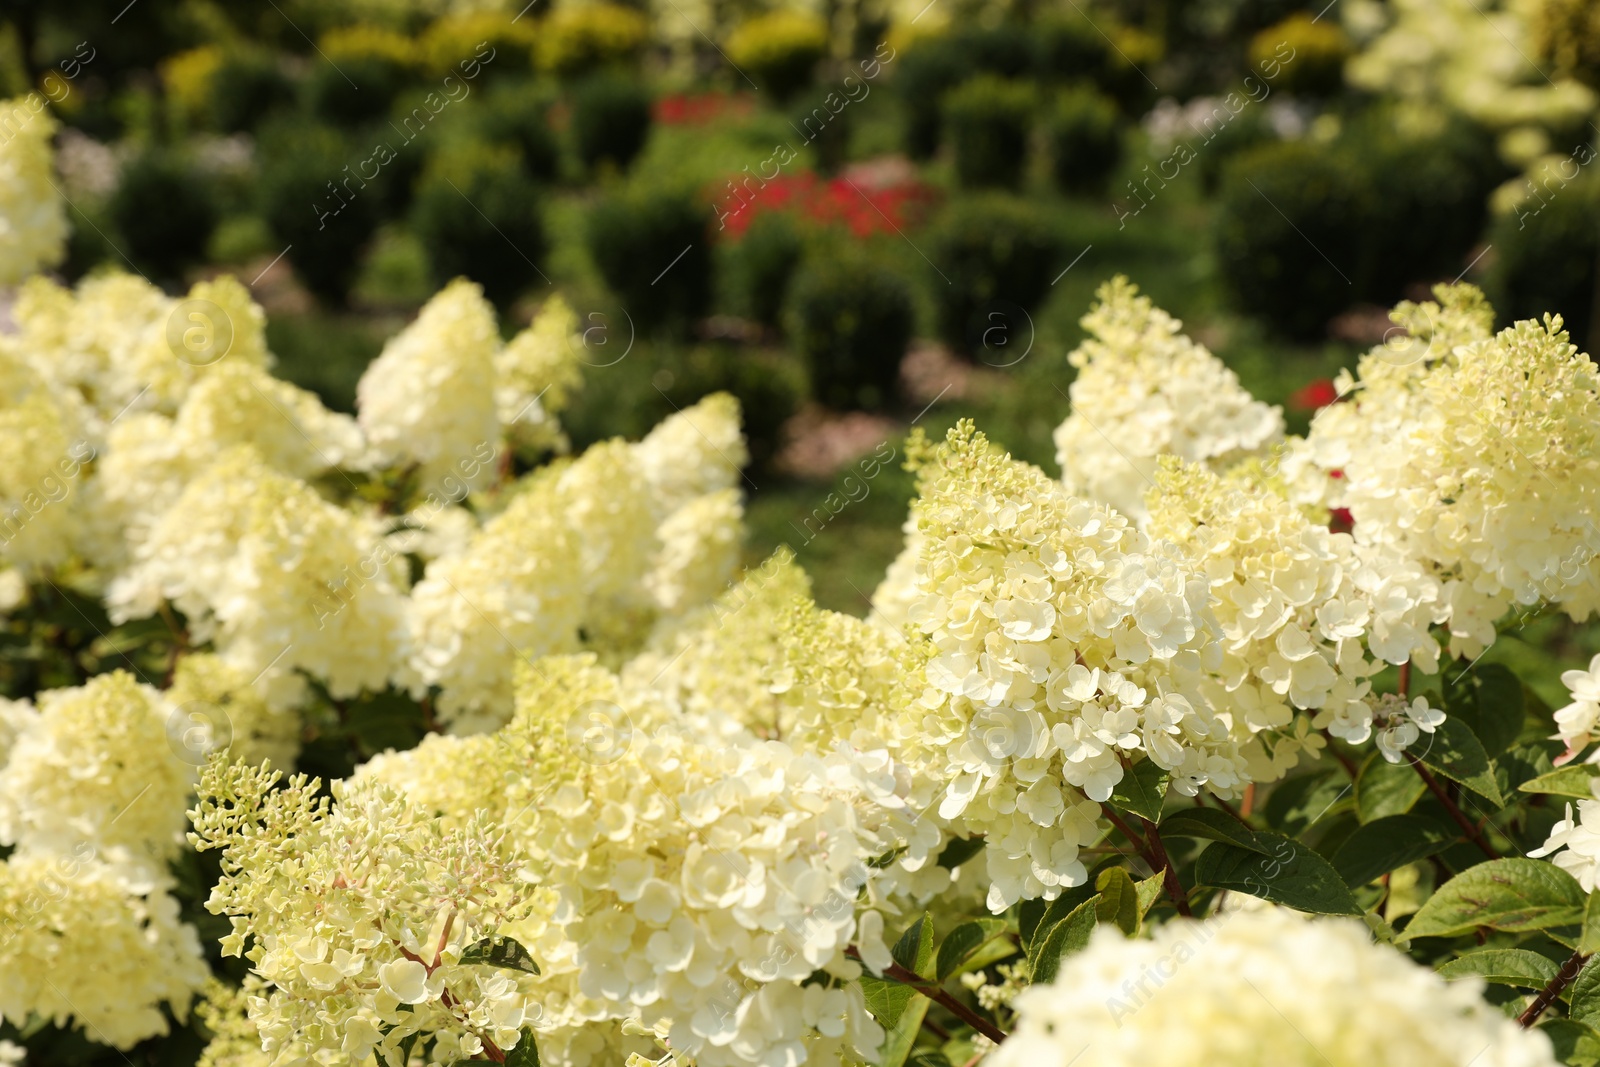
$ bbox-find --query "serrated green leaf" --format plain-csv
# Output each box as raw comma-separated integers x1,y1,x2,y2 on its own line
1445,662,1525,759
1017,898,1048,949
460,935,540,975
1094,867,1140,935
1030,897,1099,985
1331,813,1455,887
1134,870,1164,920
1415,717,1505,808
936,835,986,870
1356,752,1427,823
1405,859,1587,939
860,914,935,1028
874,988,930,1067
1570,958,1600,1027
1108,759,1169,823
1193,829,1362,915
1521,765,1600,801
1159,807,1268,852
1583,893,1600,956
906,1051,952,1067
1437,948,1561,989
1263,769,1353,837
505,1028,542,1067
1540,1019,1600,1067
892,913,935,976
936,918,1008,981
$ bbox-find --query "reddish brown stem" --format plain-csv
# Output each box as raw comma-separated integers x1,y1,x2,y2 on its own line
1519,950,1588,1027
845,948,1009,1044
1239,784,1256,820
1321,729,1361,780
1139,816,1194,917
1398,660,1411,697
1405,754,1498,860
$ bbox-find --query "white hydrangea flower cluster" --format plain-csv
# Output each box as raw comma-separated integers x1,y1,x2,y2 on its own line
107,446,410,700
166,652,304,771
189,758,540,1066
1144,456,1444,768
990,905,1559,1067
361,654,919,1067
1053,277,1284,521
0,340,94,575
1305,285,1600,656
405,394,748,730
0,671,209,1047
1554,653,1600,760
496,293,585,454
1530,776,1600,892
0,95,68,284
873,423,1254,911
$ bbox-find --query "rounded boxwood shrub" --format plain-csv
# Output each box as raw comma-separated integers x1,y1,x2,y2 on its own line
418,11,538,78
896,39,967,160
411,140,548,310
734,210,804,329
943,75,1036,189
108,150,217,281
786,256,913,410
537,4,649,79
929,195,1063,357
572,74,654,173
473,81,562,182
1048,87,1122,195
258,122,386,304
1490,175,1599,348
305,26,418,126
1248,13,1350,97
587,188,714,335
726,12,829,103
1213,138,1373,339
210,49,297,132
1035,13,1109,84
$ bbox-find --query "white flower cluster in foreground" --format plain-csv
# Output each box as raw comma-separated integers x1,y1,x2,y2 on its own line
0,95,68,284
991,905,1560,1067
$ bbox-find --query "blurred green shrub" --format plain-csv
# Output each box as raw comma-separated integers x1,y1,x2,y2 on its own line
1489,175,1599,348
411,140,548,309
896,38,966,160
1035,14,1109,83
726,12,828,103
1531,0,1600,89
733,211,804,328
108,150,217,281
572,74,653,172
587,188,714,335
786,255,912,410
928,194,1062,356
1249,13,1349,97
418,11,538,77
472,81,562,182
306,25,417,126
672,346,807,472
210,50,297,132
258,122,385,303
943,75,1035,189
538,4,649,79
1048,87,1122,195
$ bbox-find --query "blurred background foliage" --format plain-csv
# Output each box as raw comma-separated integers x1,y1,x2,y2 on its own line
5,0,1599,629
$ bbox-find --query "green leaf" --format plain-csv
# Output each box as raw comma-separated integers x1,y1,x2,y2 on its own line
1017,898,1048,950
1356,752,1427,823
1263,769,1353,837
1445,662,1526,759
1159,807,1269,852
1094,867,1140,935
1404,859,1587,939
1108,759,1170,823
1133,870,1164,920
1030,897,1099,985
1030,858,1118,945
1520,765,1600,802
505,1029,542,1067
936,835,986,870
1330,814,1455,887
1569,958,1600,1027
875,989,930,1067
860,914,935,1029
1539,1019,1600,1067
460,936,540,975
1193,829,1362,915
1415,717,1505,808
1436,949,1561,989
906,1051,953,1067
1583,893,1600,956
936,918,1008,981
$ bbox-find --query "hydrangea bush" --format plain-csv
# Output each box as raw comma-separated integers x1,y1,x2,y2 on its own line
3,94,1600,1067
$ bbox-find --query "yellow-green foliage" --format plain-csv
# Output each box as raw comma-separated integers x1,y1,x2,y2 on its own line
537,3,649,77
1531,0,1600,90
319,23,418,67
725,12,829,99
418,10,539,75
1250,12,1349,96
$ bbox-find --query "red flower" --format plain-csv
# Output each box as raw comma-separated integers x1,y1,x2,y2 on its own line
1329,507,1354,534
1290,378,1338,411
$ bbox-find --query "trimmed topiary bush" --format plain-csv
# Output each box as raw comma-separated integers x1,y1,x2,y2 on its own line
108,150,217,281
726,12,829,103
210,49,297,133
472,81,562,183
305,25,418,126
587,188,714,335
786,255,913,410
418,11,538,78
258,122,387,304
929,194,1063,357
896,38,967,160
1048,87,1123,195
537,4,649,79
943,75,1036,189
572,74,654,173
1489,174,1599,349
410,140,548,310
1249,13,1350,98
734,210,805,329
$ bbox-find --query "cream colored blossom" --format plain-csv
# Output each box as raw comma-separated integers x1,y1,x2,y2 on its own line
1555,653,1600,759
1531,776,1600,891
0,95,67,283
166,653,303,771
1054,277,1283,520
991,906,1559,1067
496,293,584,453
